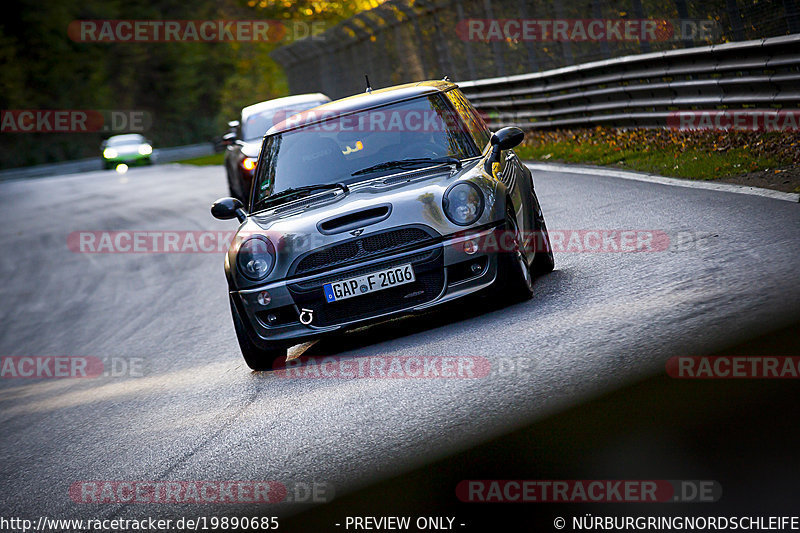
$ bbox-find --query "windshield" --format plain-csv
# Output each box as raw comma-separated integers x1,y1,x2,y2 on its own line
251,93,477,212
107,134,145,146
242,101,327,141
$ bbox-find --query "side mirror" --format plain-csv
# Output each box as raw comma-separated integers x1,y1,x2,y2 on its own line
491,127,525,151
211,197,247,223
486,127,525,174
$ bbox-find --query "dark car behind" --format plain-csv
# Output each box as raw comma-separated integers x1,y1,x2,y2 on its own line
223,93,330,202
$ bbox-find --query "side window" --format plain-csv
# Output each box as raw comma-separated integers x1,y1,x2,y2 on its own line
446,89,492,151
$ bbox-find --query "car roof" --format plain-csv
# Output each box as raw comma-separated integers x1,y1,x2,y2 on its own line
242,93,330,120
267,80,458,135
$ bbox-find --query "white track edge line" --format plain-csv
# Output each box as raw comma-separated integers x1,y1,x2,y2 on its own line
525,162,800,203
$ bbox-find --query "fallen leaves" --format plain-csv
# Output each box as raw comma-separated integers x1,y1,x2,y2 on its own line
522,128,800,166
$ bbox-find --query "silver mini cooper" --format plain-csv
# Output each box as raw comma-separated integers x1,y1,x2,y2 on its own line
211,80,553,370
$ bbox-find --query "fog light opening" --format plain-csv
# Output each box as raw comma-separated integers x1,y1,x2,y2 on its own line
470,262,483,274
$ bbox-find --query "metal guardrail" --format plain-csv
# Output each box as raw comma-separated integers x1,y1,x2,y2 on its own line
0,157,104,182
0,143,215,182
458,34,800,129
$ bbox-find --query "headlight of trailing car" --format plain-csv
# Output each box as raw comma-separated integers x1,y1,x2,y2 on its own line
237,237,275,280
103,148,118,159
138,144,152,156
443,181,484,226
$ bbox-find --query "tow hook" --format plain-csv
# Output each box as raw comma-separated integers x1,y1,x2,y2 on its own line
299,308,314,325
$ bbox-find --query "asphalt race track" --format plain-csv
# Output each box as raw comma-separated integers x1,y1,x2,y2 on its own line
0,164,798,526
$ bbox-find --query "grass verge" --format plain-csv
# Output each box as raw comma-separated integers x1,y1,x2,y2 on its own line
175,153,224,165
516,128,800,193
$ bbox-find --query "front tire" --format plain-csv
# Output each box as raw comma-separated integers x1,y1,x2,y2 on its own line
492,208,535,303
229,297,286,370
531,191,555,274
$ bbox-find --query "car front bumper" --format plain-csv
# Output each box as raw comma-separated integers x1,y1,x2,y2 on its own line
232,223,501,347
104,153,151,166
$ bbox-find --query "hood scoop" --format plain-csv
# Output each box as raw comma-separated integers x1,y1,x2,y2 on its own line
317,204,392,235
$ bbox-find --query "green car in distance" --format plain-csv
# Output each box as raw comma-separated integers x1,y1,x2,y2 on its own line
101,134,153,170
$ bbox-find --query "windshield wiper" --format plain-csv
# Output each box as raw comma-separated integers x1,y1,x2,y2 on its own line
351,157,462,176
263,182,349,206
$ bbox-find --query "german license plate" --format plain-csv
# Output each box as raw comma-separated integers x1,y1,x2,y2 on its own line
323,264,415,303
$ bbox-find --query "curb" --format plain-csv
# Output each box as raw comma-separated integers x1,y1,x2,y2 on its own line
525,162,800,203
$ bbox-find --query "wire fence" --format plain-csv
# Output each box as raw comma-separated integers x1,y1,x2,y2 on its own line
272,0,800,99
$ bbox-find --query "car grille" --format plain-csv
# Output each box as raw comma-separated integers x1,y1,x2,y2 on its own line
291,226,437,276
288,250,444,328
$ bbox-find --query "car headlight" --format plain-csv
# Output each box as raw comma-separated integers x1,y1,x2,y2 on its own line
138,144,153,156
241,157,256,171
103,148,118,159
237,237,275,280
443,182,484,226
